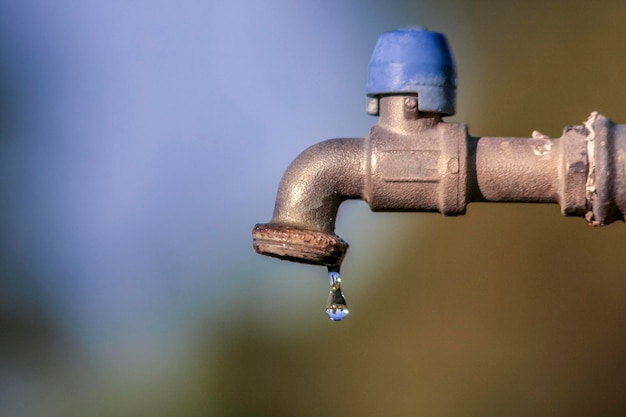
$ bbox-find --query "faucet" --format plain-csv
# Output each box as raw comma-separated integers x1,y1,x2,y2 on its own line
252,27,626,269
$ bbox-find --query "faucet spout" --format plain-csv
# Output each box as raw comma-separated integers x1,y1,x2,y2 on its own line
253,138,365,266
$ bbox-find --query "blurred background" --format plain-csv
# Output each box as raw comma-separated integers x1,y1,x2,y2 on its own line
1,0,626,416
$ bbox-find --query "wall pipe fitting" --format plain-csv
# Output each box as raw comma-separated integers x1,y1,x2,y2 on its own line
252,28,626,267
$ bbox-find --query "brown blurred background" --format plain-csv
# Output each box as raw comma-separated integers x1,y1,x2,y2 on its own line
213,1,626,416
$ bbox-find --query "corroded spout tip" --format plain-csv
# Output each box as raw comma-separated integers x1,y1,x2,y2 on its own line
252,223,348,266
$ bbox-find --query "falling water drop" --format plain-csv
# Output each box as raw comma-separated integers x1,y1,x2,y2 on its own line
326,265,349,321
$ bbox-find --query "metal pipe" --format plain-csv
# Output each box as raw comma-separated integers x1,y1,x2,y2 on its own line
474,136,561,203
252,28,626,268
253,96,626,267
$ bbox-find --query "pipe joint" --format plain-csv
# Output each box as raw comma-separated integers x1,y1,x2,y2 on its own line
583,112,626,225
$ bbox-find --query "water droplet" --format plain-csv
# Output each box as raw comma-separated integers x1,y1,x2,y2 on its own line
326,265,349,321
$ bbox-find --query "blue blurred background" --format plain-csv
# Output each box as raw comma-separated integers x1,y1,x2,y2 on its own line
2,1,626,416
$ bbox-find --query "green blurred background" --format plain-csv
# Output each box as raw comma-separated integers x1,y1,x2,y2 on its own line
2,0,626,416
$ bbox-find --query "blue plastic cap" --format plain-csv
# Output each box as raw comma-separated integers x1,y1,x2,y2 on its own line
367,27,456,115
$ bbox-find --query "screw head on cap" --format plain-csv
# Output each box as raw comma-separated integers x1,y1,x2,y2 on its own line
366,27,457,115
